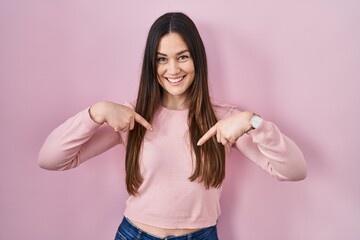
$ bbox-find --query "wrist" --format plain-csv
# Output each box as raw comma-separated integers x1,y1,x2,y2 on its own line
89,101,108,124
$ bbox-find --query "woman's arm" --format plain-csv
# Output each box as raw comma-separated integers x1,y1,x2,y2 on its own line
235,119,307,181
37,107,122,170
37,101,152,170
198,105,307,181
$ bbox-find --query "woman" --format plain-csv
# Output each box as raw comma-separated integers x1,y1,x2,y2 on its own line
38,12,307,240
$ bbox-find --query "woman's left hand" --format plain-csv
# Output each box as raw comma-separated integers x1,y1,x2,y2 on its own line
197,112,254,146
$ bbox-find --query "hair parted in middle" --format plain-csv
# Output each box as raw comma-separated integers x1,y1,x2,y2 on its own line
125,12,226,195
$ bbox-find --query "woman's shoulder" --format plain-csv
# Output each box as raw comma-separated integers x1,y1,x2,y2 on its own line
211,99,240,119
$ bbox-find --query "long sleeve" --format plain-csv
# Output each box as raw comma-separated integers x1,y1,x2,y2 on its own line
38,108,122,170
235,120,307,181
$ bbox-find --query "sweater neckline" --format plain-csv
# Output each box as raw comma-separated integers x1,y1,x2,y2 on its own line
159,105,189,112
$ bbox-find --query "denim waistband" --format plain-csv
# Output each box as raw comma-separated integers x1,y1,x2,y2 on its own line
116,217,218,240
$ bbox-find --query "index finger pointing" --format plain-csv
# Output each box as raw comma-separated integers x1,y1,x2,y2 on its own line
197,126,217,146
134,113,153,131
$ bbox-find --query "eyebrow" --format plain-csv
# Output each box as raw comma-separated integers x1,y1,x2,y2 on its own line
156,50,190,56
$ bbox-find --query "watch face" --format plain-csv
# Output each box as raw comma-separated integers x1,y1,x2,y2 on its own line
250,115,262,129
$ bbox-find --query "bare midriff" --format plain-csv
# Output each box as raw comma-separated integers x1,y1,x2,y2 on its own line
130,219,201,238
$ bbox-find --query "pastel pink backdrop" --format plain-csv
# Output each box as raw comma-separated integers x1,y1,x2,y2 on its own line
1,0,359,239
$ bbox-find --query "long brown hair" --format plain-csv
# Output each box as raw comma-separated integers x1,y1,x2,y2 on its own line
125,12,225,195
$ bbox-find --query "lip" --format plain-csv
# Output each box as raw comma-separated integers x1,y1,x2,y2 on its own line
165,75,185,86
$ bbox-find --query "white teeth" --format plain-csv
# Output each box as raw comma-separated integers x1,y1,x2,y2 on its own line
167,76,184,83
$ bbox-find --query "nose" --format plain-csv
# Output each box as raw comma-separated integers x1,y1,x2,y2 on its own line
167,60,180,75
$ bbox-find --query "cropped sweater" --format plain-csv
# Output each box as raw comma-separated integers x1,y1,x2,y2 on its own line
38,102,307,229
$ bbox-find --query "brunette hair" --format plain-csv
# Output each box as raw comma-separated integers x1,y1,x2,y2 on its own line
125,12,225,195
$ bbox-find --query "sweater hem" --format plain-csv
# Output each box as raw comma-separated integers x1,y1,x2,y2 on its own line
123,210,218,229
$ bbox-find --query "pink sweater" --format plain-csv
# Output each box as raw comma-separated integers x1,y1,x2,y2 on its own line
38,102,307,229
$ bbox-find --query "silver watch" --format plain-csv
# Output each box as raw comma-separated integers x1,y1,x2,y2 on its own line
250,114,262,129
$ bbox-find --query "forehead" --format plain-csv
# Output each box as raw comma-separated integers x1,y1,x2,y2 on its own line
157,32,189,54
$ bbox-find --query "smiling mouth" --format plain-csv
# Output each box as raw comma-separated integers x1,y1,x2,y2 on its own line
166,76,185,83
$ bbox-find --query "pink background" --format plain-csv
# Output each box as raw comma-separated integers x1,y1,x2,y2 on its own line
1,0,359,239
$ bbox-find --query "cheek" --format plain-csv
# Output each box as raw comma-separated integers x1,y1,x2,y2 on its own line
156,65,165,77
183,61,195,74
156,67,165,87
185,67,195,82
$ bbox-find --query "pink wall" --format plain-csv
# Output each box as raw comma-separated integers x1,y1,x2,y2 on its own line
1,0,359,239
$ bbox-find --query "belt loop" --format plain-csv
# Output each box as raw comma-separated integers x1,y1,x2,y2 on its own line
187,234,191,240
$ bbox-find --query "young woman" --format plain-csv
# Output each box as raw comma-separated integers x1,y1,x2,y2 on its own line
38,12,307,240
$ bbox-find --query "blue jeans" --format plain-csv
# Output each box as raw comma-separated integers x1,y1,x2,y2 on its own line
115,217,219,240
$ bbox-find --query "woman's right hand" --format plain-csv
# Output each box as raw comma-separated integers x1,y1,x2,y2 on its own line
89,101,152,132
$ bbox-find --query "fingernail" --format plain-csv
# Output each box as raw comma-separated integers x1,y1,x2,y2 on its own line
197,141,201,146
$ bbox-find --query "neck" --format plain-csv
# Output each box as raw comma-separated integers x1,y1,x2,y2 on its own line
161,95,189,110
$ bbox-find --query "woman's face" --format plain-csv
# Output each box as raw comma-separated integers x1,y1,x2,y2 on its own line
156,32,195,107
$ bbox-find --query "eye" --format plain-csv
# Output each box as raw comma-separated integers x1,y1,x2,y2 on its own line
156,57,167,63
178,55,190,62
